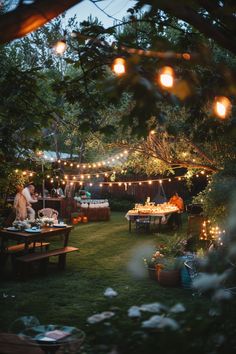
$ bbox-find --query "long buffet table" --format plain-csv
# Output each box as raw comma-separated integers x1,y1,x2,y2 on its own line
126,203,179,232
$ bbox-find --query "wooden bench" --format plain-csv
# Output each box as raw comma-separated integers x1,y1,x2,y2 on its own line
16,246,79,279
6,242,50,254
1,242,50,269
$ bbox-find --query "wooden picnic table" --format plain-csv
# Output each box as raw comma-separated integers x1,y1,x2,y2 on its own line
0,226,73,254
0,226,78,278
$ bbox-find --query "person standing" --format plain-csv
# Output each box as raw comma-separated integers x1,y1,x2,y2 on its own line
14,185,28,221
22,184,38,221
168,192,184,229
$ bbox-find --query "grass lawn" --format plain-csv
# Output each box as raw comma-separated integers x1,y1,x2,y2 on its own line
0,212,229,353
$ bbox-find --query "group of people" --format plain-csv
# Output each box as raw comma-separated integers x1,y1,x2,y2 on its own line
14,184,38,221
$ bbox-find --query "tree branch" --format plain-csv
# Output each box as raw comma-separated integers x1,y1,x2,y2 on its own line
0,0,83,44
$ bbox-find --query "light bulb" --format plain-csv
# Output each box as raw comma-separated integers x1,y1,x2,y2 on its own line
112,58,126,75
53,40,67,55
213,96,231,119
159,66,174,88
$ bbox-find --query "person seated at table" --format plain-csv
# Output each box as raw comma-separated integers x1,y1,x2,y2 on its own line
168,192,184,229
51,185,65,198
22,184,38,221
13,185,29,221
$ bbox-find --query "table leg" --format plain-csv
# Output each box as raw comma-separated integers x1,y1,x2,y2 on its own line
63,229,70,247
129,220,132,233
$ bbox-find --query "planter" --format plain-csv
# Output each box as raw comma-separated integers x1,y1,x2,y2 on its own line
147,267,157,280
157,269,180,287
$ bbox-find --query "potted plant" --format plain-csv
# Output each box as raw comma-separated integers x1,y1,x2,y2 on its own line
144,251,165,280
156,257,181,287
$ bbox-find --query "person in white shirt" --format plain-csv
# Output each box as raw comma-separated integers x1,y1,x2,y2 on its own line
22,184,38,221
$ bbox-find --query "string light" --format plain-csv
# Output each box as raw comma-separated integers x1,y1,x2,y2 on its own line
213,96,231,119
158,66,174,88
112,57,126,75
53,40,67,55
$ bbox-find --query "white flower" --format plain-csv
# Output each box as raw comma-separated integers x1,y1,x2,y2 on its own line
104,287,118,298
212,289,232,301
192,271,229,292
170,303,186,313
142,315,179,330
140,302,167,313
87,311,115,324
128,306,141,318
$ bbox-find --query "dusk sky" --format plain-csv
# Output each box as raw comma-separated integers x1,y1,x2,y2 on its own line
65,0,137,27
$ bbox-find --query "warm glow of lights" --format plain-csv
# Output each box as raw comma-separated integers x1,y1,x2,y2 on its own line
118,182,122,186
81,175,84,179
73,176,76,180
128,182,131,186
87,175,90,179
53,40,67,55
15,169,19,173
89,183,93,186
109,183,112,187
64,175,68,179
58,159,61,163
196,174,199,177
29,172,33,177
99,183,103,187
139,182,142,185
105,173,108,177
83,165,86,169
50,179,53,183
213,96,231,119
70,182,74,186
77,164,80,168
150,130,155,135
148,180,152,184
178,177,181,181
112,57,126,75
158,66,174,88
159,179,162,184
70,163,73,167
124,150,128,155
168,178,171,182
62,181,65,185
96,174,99,178
47,175,50,178
64,162,67,165
22,171,27,176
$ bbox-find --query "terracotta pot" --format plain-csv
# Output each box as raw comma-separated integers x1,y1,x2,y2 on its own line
147,267,157,280
82,216,88,223
157,269,180,287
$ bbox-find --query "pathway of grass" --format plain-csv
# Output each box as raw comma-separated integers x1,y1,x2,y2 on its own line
0,212,205,344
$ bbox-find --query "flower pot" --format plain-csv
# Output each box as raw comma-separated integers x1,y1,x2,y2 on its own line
148,267,157,280
157,269,180,287
82,216,88,223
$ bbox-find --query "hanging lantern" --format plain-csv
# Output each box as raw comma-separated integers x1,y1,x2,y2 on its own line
112,58,126,75
158,66,174,88
213,96,231,119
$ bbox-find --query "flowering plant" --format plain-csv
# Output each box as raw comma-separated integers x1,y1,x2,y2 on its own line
38,217,54,227
144,251,165,269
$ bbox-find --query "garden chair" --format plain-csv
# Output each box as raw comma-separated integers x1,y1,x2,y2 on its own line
38,208,58,220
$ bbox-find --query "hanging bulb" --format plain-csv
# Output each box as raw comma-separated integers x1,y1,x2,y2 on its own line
112,58,126,75
213,96,231,119
53,40,67,55
159,66,174,88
